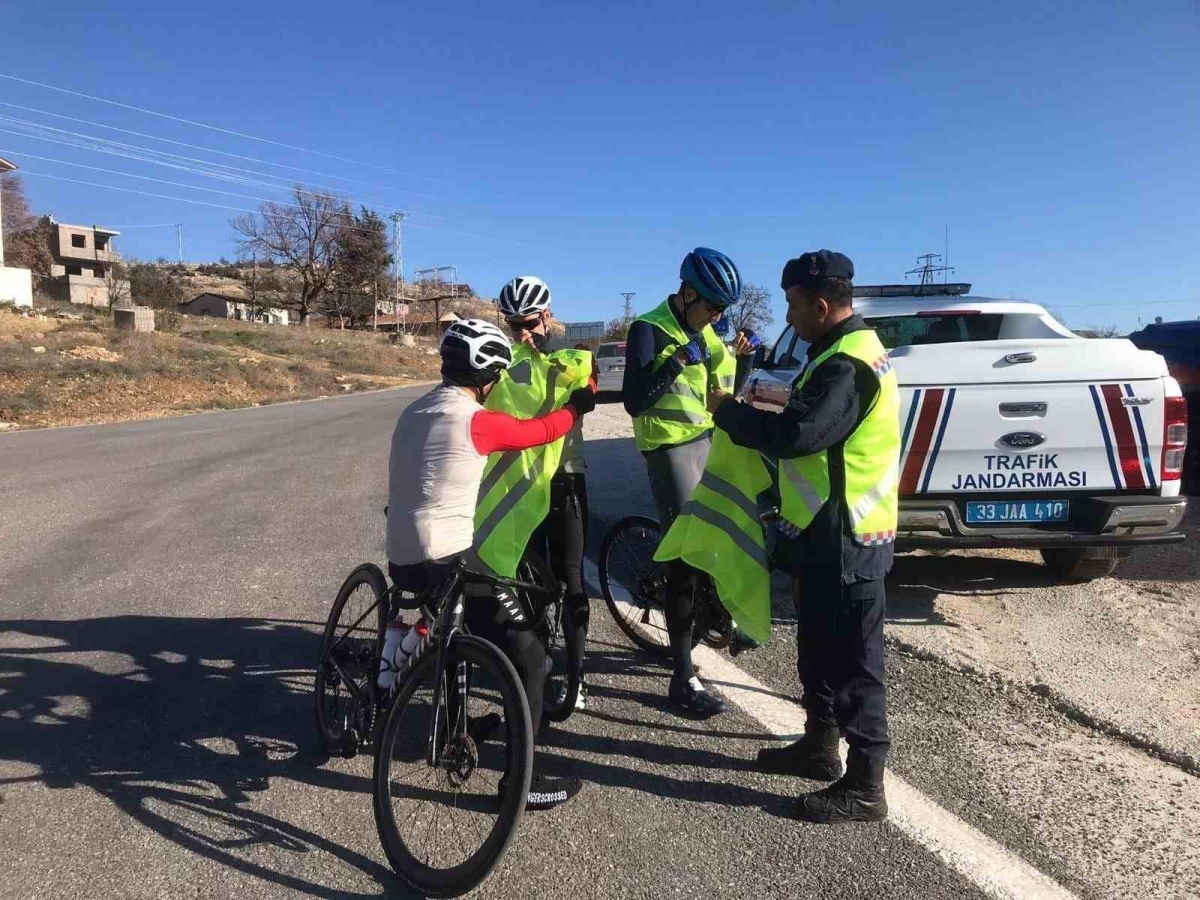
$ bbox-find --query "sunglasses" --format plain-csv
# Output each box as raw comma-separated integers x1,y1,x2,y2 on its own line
506,317,542,332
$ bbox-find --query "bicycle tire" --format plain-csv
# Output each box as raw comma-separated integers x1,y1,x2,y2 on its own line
521,550,581,722
599,515,675,657
373,633,533,898
314,563,388,753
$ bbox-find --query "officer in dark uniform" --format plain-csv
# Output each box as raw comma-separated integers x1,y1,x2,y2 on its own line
707,250,897,824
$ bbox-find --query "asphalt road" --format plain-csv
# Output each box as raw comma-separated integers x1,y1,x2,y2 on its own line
1,389,1193,900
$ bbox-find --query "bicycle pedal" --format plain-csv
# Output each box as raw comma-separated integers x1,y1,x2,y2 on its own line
340,728,360,760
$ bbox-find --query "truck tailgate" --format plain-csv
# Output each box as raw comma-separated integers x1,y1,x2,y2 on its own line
892,339,1169,494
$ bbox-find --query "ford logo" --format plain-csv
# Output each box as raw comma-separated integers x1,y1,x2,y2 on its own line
999,431,1046,449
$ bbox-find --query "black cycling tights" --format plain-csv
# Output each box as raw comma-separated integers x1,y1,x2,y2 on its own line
388,560,546,735
532,473,589,681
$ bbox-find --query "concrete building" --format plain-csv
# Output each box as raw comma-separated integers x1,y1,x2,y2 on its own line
181,291,290,326
46,219,124,307
0,156,34,308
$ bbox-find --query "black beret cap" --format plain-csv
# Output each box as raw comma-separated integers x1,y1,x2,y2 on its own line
781,250,855,291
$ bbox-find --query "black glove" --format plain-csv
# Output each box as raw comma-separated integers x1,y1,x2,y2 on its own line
565,386,596,417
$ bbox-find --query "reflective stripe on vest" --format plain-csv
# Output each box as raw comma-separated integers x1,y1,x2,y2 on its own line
654,429,774,644
473,346,592,576
777,329,901,547
631,299,734,452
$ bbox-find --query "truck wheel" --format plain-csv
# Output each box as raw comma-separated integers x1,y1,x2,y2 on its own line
1039,547,1121,583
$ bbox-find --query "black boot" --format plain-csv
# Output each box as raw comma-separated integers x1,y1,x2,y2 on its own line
795,756,887,824
756,724,843,780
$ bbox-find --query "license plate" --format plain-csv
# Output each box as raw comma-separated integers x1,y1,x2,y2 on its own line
965,500,1069,524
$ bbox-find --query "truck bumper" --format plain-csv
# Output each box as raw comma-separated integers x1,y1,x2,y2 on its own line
897,495,1188,550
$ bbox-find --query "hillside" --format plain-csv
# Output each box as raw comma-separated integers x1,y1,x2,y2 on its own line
0,303,440,431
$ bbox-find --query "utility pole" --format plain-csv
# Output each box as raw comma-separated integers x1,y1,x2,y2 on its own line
250,255,258,321
175,223,184,263
621,292,635,321
390,212,408,334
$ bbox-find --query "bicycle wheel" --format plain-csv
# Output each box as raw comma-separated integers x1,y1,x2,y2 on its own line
374,633,533,898
599,515,674,657
521,550,580,723
314,563,388,754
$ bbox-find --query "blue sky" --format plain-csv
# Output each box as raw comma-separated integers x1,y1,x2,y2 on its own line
1,1,1196,332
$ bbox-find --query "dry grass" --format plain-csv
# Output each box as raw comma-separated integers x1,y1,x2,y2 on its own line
0,307,440,430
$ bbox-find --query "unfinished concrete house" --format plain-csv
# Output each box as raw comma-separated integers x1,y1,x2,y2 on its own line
47,219,123,307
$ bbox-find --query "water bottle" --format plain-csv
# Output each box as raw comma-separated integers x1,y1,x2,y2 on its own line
396,616,429,671
378,621,408,689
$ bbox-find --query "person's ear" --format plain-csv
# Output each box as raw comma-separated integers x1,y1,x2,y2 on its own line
817,296,830,323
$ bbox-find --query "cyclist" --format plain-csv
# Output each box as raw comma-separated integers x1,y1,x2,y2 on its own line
386,318,597,810
487,276,594,711
621,247,759,716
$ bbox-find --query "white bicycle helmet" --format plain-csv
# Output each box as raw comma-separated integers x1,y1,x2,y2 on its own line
497,276,551,320
440,318,513,387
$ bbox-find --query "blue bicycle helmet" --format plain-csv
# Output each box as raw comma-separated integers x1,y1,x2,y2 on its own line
680,247,742,309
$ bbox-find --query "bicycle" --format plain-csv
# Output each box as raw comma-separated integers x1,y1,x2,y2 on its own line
313,545,573,760
598,509,780,658
314,553,563,897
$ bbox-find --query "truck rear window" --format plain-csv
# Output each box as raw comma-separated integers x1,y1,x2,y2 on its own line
865,314,1004,349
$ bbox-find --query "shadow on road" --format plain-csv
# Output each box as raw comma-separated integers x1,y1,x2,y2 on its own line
0,615,406,899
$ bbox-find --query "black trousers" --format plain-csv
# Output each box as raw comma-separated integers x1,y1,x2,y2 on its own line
531,472,589,683
793,571,889,773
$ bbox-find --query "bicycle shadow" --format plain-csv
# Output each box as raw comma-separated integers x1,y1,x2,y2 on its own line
0,614,411,899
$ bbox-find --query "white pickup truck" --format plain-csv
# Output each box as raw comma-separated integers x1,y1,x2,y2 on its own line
739,283,1189,582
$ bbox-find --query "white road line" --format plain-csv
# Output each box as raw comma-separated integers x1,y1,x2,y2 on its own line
586,558,1080,900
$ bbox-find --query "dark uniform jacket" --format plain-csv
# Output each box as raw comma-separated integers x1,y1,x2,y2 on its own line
714,314,893,585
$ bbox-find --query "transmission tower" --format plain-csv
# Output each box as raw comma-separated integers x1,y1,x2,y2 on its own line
621,292,635,320
905,253,954,287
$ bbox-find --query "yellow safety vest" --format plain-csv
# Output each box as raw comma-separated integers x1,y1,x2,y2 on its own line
473,344,592,576
631,298,735,453
778,329,900,546
653,428,774,643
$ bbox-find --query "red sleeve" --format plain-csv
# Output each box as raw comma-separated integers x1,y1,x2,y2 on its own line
470,407,579,455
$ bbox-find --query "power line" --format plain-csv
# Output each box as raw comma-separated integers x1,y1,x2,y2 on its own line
14,168,527,242
0,115,462,222
0,72,450,186
0,100,434,197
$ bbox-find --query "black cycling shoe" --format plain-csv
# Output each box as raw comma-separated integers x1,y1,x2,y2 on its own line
756,728,843,781
729,627,761,658
668,676,726,717
499,773,584,811
796,776,888,824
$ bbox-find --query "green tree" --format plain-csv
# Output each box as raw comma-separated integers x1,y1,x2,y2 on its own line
326,207,391,328
602,317,632,342
129,261,184,310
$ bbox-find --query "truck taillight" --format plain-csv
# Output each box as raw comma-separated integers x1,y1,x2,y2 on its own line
1162,396,1188,481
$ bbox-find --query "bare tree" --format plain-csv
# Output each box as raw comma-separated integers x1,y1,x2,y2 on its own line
1079,323,1124,339
231,186,349,324
725,282,775,336
602,317,632,342
105,261,130,308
